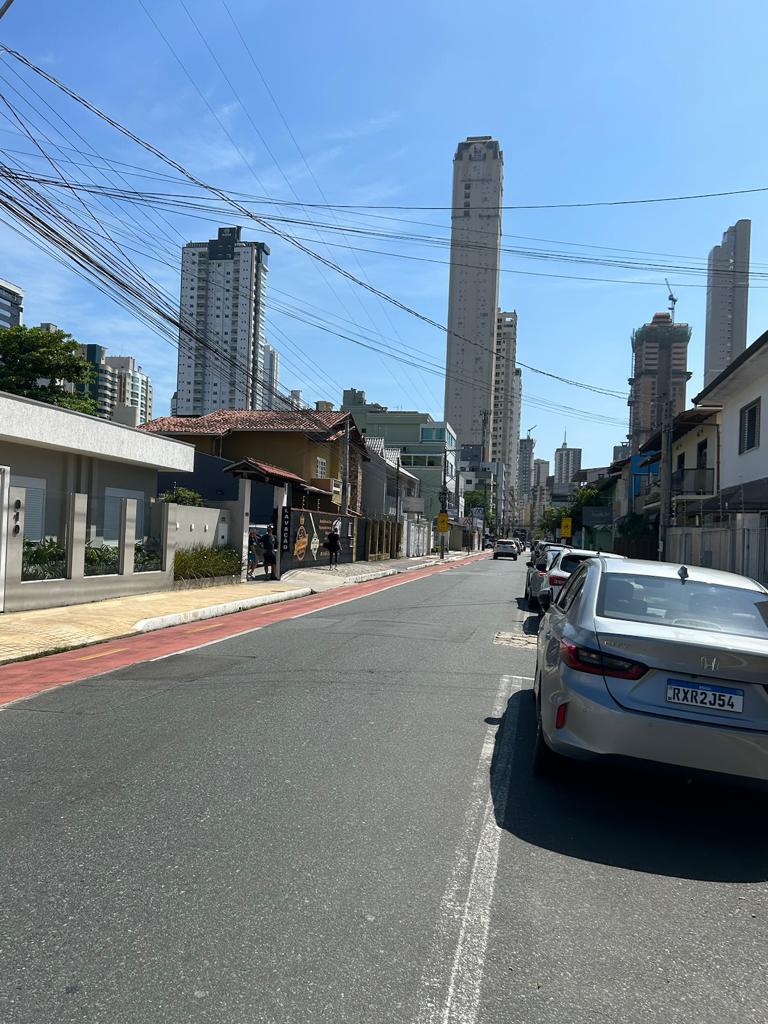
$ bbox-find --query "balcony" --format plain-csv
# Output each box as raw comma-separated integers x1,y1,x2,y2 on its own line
672,468,715,497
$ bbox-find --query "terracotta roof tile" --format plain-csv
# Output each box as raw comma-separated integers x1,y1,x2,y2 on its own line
224,458,308,484
141,408,348,437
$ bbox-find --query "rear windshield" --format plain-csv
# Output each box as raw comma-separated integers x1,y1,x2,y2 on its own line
560,554,592,573
597,573,768,638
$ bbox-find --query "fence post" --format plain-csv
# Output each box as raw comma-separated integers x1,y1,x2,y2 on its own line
119,498,137,575
66,493,87,580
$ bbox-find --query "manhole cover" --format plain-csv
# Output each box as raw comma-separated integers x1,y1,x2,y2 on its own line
494,631,537,647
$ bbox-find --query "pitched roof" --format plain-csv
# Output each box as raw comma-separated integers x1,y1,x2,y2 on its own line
693,329,768,405
141,408,350,438
224,458,308,485
364,435,385,455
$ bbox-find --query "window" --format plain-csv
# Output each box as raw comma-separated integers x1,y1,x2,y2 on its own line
316,457,328,478
696,439,708,470
739,399,760,454
556,565,587,611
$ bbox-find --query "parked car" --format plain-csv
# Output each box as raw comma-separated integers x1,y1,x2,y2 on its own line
538,548,624,604
493,538,518,560
525,544,567,609
533,558,768,782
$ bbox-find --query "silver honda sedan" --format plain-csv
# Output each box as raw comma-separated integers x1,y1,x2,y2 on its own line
533,558,768,781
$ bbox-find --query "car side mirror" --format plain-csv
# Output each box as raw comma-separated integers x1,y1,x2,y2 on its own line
538,590,552,613
526,560,533,568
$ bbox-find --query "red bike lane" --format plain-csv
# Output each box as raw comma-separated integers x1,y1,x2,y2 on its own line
0,553,487,709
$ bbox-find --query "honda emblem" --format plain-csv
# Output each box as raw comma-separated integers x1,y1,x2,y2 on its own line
700,655,719,672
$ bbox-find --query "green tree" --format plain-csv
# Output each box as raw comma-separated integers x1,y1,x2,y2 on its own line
0,324,97,414
159,485,203,507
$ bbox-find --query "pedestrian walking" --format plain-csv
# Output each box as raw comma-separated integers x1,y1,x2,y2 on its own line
259,525,277,580
326,526,341,569
247,528,258,580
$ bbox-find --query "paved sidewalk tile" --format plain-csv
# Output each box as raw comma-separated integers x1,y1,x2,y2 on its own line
0,580,303,665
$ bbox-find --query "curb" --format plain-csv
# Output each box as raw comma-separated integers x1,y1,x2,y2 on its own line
281,551,486,590
133,587,313,633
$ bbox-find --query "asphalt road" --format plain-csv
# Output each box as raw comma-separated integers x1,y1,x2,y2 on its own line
1,558,767,1024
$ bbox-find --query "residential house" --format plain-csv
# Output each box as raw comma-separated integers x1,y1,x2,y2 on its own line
0,391,201,611
142,406,369,570
361,437,429,558
341,390,459,523
659,330,768,583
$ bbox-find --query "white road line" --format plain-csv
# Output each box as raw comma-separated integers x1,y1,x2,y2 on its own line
413,674,524,1024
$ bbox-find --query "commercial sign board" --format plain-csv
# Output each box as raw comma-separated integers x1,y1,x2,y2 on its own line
402,496,425,513
437,512,450,534
560,516,573,539
582,506,613,527
280,509,354,572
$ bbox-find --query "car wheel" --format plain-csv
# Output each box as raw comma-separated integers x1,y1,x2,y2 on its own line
528,592,539,611
493,555,498,560
532,684,563,779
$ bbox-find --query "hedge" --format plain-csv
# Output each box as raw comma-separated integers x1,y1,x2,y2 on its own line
173,543,243,580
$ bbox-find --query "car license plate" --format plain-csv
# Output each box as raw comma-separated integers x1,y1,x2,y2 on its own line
666,679,744,713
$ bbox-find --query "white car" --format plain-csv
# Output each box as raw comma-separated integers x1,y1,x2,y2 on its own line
541,548,625,602
492,539,518,560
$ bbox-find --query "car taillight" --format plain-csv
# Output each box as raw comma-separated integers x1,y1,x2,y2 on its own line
559,640,646,680
548,574,568,587
555,703,568,729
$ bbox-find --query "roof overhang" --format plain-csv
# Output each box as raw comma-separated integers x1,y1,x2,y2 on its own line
0,391,194,471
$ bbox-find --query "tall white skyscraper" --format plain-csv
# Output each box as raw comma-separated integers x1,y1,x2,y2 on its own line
444,136,503,449
263,344,280,409
491,310,521,514
554,437,582,487
704,219,751,387
176,226,269,415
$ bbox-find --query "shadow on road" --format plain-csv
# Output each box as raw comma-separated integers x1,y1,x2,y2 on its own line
490,689,768,882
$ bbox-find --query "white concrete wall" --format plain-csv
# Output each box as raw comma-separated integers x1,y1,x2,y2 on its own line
719,377,768,489
0,391,193,470
165,505,224,550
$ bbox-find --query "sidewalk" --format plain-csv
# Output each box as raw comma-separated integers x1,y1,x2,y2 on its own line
0,550,486,665
280,550,474,592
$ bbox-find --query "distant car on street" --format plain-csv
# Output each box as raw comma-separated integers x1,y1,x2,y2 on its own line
525,544,568,609
533,557,768,782
492,539,518,561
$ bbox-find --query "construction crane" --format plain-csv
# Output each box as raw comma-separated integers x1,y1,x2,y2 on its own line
665,278,678,323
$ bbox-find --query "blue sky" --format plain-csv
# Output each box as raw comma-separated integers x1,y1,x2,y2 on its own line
2,0,768,468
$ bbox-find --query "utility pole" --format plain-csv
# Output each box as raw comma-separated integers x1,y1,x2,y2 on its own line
340,416,350,516
439,449,448,561
480,409,490,533
395,455,401,557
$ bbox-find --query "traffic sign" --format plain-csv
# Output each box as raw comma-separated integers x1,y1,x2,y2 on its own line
437,512,450,534
560,516,573,538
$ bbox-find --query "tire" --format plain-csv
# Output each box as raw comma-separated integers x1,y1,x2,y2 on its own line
532,685,563,779
493,555,498,560
528,591,539,612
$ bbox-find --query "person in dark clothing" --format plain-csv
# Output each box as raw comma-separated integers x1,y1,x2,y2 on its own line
326,527,341,569
259,525,277,580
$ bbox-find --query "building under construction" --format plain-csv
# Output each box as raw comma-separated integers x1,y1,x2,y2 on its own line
628,312,692,453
